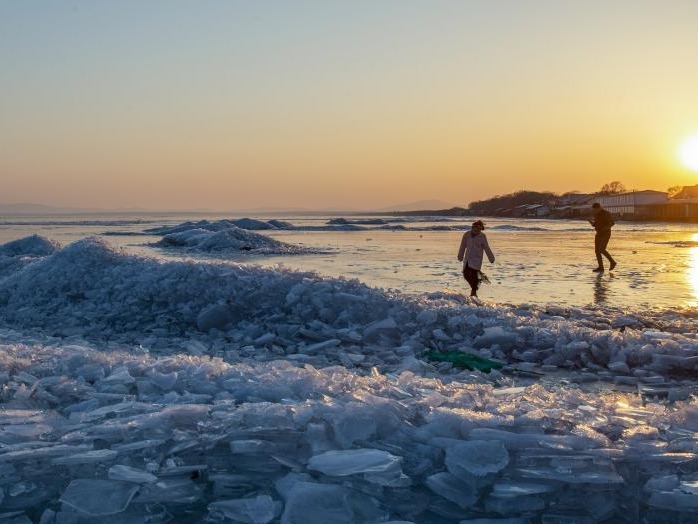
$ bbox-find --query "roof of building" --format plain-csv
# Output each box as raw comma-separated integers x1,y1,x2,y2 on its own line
602,190,667,197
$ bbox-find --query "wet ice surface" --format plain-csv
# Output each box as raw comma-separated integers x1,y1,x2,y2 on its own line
1,235,698,522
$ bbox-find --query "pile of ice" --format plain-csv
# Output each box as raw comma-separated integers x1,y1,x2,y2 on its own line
1,332,698,523
145,217,462,234
0,234,60,279
1,236,698,521
152,227,315,256
326,218,468,231
0,235,59,257
1,236,698,381
328,217,388,226
146,218,295,235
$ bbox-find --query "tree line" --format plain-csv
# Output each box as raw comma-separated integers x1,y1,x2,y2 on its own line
390,181,684,217
467,181,680,217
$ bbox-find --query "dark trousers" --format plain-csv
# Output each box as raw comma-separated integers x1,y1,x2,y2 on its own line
463,264,480,296
594,230,615,268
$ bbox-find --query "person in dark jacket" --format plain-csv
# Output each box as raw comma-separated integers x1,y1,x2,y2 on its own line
589,202,616,272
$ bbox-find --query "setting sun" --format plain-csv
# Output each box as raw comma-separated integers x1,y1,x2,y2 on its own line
679,134,698,172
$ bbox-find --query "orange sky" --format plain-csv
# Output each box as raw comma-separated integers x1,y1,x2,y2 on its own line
1,2,698,211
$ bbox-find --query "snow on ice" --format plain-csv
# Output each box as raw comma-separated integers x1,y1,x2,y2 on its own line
0,236,698,522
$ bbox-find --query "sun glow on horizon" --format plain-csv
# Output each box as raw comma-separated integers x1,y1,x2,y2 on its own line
679,134,698,173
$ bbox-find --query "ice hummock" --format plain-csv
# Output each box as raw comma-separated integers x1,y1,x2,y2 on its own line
153,226,316,255
0,234,60,257
144,216,468,234
0,235,698,522
0,234,60,279
145,218,283,234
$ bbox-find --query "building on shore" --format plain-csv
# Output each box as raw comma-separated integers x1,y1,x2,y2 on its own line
549,193,595,217
518,204,551,217
632,184,698,221
636,200,698,220
595,190,668,217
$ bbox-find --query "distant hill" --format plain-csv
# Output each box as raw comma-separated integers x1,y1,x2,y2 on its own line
468,190,557,216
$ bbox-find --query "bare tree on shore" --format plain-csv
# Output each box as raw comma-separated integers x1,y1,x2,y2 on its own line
599,181,626,195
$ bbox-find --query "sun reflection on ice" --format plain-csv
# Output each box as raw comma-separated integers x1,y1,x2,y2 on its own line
687,233,698,306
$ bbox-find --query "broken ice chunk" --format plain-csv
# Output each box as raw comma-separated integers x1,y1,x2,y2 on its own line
363,317,400,344
648,490,698,510
101,366,135,385
644,474,679,492
280,480,386,524
490,481,556,497
147,370,178,390
329,408,378,449
445,440,509,477
108,465,157,484
280,482,353,524
51,449,118,465
307,449,401,477
135,478,204,504
473,326,517,349
230,440,271,454
425,471,477,509
59,479,138,516
197,303,235,331
208,495,281,524
517,466,623,485
303,339,341,354
0,423,53,442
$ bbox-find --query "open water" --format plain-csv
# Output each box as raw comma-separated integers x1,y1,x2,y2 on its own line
1,212,697,311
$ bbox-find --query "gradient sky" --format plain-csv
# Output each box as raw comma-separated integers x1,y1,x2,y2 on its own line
2,1,698,211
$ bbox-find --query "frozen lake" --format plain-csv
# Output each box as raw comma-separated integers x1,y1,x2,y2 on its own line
2,212,697,310
1,213,698,523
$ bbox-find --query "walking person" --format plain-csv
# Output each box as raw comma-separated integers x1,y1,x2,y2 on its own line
589,202,616,272
457,220,495,297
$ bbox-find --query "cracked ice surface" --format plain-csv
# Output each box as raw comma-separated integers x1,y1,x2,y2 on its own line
1,236,698,522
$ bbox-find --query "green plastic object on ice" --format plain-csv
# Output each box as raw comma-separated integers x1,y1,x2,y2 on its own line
424,350,504,373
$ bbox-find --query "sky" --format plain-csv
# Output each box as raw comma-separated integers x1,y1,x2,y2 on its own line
2,1,698,212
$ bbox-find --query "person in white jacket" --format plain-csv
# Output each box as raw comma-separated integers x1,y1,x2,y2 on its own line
457,220,495,297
